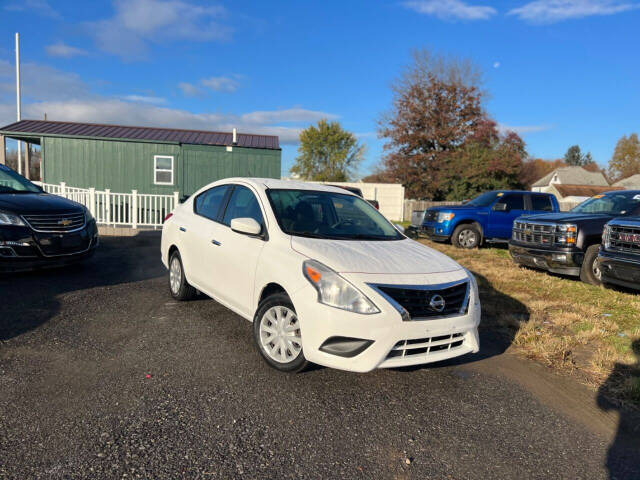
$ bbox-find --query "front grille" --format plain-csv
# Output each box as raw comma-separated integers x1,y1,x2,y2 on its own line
376,281,468,319
23,212,85,232
512,221,556,246
607,224,640,254
387,333,465,359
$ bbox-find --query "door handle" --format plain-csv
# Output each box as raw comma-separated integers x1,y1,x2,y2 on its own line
179,227,186,232
211,239,221,246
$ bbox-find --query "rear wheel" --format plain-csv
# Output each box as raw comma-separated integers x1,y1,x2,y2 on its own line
169,250,196,300
452,224,481,249
253,293,308,373
580,244,602,286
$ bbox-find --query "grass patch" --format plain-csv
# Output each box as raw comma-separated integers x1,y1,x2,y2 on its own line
418,238,640,407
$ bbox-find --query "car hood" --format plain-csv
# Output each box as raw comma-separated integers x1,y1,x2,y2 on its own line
518,212,613,223
0,193,83,214
290,237,463,274
427,205,479,213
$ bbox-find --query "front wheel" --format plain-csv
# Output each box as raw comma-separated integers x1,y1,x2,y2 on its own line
580,244,602,286
452,224,481,249
253,293,308,373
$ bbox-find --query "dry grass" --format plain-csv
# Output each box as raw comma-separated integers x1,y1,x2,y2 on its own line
418,238,640,407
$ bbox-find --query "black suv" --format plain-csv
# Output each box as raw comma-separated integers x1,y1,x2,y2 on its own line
509,190,640,285
599,217,640,290
0,164,98,272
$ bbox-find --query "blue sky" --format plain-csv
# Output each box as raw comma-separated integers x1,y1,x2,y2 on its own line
1,0,639,177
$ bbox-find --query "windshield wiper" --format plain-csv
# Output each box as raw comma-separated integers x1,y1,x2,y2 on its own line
290,231,327,239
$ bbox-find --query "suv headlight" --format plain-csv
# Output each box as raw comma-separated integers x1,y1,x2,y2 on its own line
555,223,577,245
437,212,455,223
602,224,611,249
0,210,26,227
303,259,379,314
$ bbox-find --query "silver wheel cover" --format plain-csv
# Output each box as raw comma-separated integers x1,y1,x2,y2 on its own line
169,256,182,294
259,306,302,363
458,229,477,248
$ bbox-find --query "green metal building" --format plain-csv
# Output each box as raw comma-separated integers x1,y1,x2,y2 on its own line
0,120,281,196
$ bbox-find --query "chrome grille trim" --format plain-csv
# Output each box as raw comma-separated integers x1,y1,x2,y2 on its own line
512,220,557,246
605,221,640,254
22,212,86,233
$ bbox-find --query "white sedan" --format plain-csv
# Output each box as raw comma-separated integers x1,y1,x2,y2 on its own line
161,178,480,373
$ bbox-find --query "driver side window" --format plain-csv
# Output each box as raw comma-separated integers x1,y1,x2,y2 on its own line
222,186,264,227
495,193,525,210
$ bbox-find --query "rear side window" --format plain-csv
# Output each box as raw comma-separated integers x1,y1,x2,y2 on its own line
222,186,264,227
496,193,525,210
531,194,554,212
194,185,229,221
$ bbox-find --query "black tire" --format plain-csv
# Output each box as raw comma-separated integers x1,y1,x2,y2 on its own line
253,292,308,373
580,244,603,286
452,224,481,249
168,250,196,301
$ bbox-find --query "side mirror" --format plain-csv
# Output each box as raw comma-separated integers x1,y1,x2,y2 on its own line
394,223,405,234
493,203,509,212
230,217,262,236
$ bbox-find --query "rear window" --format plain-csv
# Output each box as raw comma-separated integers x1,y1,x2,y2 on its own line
531,194,553,212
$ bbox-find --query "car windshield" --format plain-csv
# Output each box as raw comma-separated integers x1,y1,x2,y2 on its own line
465,191,500,207
571,192,640,215
0,165,41,193
267,189,403,240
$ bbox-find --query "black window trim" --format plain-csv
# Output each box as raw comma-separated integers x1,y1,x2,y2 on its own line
219,184,269,240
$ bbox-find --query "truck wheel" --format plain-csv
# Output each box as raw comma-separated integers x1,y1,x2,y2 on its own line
580,244,602,286
452,224,481,249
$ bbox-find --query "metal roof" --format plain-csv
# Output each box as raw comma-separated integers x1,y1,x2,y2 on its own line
0,119,280,150
532,166,609,188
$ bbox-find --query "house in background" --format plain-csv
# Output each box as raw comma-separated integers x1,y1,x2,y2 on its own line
544,184,622,204
0,119,281,197
531,166,609,193
613,174,640,189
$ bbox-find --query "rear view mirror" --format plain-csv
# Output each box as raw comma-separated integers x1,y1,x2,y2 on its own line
230,217,262,236
493,203,509,212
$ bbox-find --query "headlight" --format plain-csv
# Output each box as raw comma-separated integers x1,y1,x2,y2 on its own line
555,223,577,245
602,224,611,249
303,259,379,314
437,212,455,223
463,268,480,306
0,210,26,227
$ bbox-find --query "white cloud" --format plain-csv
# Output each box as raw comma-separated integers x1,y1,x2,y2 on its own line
4,0,60,18
45,42,88,58
493,61,501,69
201,76,241,93
403,0,497,20
122,95,166,105
178,82,203,97
498,123,551,135
508,0,639,23
0,60,88,101
87,0,232,59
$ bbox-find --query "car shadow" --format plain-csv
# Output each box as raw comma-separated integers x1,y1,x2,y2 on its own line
597,339,640,479
0,232,166,341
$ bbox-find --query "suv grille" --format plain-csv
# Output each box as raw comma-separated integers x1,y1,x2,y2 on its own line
23,212,86,232
376,281,468,319
512,221,555,246
607,224,640,254
387,333,465,359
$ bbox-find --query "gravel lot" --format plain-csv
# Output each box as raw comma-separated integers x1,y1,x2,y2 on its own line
1,234,639,479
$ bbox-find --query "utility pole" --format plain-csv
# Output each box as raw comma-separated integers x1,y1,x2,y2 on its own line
15,32,22,175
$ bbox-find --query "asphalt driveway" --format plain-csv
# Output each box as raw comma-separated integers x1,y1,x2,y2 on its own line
1,234,638,479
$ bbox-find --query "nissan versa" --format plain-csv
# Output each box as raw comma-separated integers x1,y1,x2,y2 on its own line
161,178,481,373
0,164,98,272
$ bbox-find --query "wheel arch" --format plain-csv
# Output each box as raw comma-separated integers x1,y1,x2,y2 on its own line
168,244,179,264
453,219,484,240
255,282,291,317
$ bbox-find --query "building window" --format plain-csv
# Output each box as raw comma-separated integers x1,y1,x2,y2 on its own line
154,155,174,185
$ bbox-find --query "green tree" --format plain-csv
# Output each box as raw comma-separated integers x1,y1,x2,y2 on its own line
291,119,364,182
445,119,525,200
608,133,640,181
564,145,595,166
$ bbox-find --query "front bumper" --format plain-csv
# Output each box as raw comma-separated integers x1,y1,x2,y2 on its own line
290,270,480,372
599,250,640,290
0,221,99,272
422,221,453,241
508,243,583,276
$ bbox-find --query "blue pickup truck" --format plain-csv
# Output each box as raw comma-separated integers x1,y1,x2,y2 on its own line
416,190,560,249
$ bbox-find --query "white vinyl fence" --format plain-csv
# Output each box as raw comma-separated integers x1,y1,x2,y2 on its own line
39,182,179,228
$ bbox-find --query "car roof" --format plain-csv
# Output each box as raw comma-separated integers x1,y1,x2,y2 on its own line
220,177,355,194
